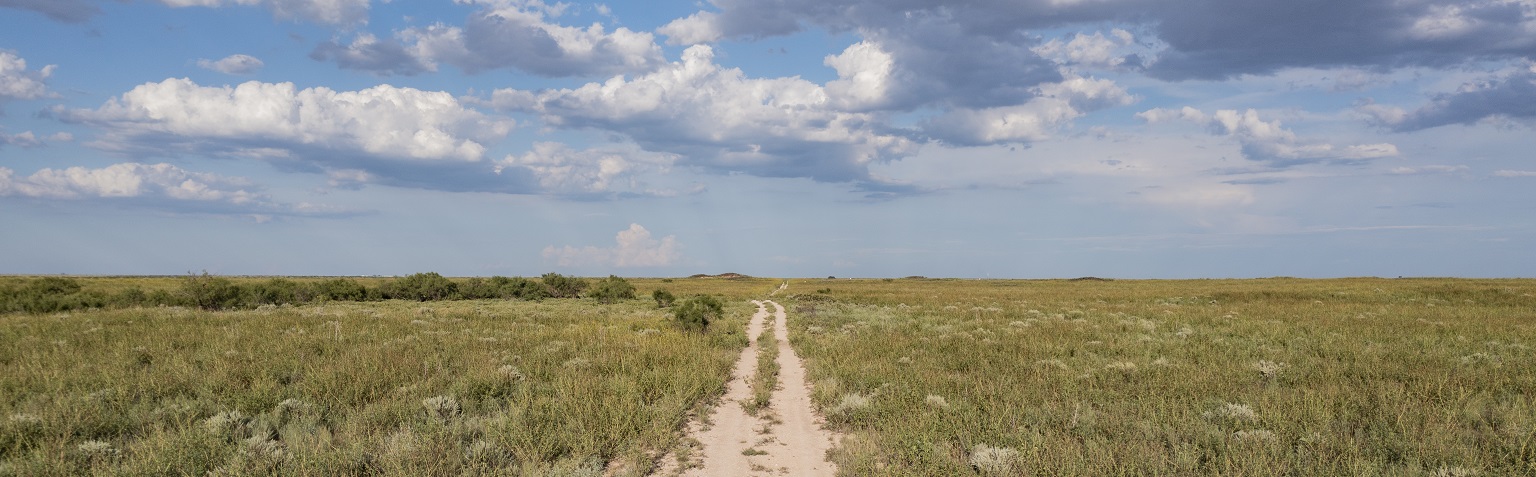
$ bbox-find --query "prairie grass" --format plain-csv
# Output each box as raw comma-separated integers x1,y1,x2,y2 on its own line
0,297,755,475
746,319,781,416
787,278,1536,475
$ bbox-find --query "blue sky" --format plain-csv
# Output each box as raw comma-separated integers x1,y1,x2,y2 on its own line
1,0,1533,278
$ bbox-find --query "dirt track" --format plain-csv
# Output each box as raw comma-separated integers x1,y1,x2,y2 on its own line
651,299,838,476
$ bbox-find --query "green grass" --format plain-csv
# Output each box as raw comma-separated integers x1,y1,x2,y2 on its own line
0,298,754,476
786,278,1536,475
4,276,1533,476
745,313,780,417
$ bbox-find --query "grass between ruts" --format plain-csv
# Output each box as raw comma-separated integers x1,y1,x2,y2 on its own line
745,316,781,418
786,277,1536,476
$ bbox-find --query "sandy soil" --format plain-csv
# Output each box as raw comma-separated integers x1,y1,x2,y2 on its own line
650,299,838,477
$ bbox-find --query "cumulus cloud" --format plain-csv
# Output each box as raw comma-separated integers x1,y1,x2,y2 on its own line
314,0,664,77
1138,106,1399,166
1360,64,1536,131
0,0,99,22
542,223,681,267
56,78,534,193
196,54,264,75
0,50,55,104
160,0,370,25
925,74,1136,145
1033,29,1143,69
496,142,676,197
499,45,918,184
0,162,351,217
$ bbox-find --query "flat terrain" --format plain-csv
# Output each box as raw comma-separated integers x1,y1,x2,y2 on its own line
2,276,1533,475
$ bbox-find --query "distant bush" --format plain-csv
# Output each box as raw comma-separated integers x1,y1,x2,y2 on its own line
244,278,302,307
315,278,372,302
652,289,676,308
181,271,244,311
588,275,636,304
385,272,458,301
541,273,588,299
0,277,108,313
673,295,723,332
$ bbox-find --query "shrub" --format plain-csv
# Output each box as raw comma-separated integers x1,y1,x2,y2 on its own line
652,289,676,308
315,278,371,302
385,272,458,301
244,278,301,307
588,275,636,304
458,277,500,299
541,273,589,299
673,295,723,332
493,276,548,300
181,271,244,311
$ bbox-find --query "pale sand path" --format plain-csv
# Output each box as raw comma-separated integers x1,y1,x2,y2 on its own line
652,299,838,477
754,300,837,475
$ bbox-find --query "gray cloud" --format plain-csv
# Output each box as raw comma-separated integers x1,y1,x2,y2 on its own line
0,0,99,22
196,54,265,75
311,34,432,76
661,0,1536,81
1362,66,1536,131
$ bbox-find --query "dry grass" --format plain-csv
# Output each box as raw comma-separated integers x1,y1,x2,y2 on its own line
786,278,1536,475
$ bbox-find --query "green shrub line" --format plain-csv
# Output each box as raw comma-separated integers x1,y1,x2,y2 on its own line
0,273,633,314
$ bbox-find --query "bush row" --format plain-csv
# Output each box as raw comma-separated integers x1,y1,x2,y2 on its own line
0,272,642,313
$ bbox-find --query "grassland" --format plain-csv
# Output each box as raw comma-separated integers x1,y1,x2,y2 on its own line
2,276,1532,476
0,277,779,476
785,278,1536,475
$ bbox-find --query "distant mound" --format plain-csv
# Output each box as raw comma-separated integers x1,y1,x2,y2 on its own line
688,273,753,279
1068,276,1112,282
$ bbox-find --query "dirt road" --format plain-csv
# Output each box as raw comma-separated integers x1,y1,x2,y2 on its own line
651,299,838,476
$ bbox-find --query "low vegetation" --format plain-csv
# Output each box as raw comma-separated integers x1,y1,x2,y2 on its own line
787,278,1536,475
0,288,758,475
4,275,1531,475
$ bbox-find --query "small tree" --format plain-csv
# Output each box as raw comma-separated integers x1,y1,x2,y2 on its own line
588,275,636,304
673,295,723,332
652,289,676,308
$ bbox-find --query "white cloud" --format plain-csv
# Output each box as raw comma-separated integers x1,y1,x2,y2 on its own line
0,50,54,102
62,78,512,162
1033,29,1140,69
496,142,676,196
1389,165,1468,175
0,130,70,148
823,41,895,111
316,1,664,77
196,54,265,75
1139,107,1399,166
159,0,370,25
1494,170,1536,177
0,162,350,217
503,45,917,183
657,11,725,45
925,74,1136,145
542,223,681,267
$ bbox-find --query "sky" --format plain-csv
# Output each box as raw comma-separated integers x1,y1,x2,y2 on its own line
1,0,1533,278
